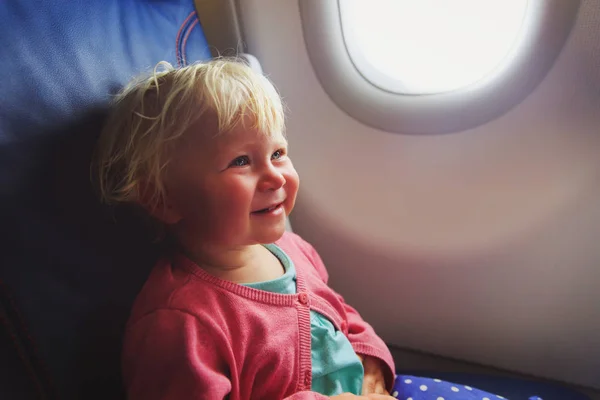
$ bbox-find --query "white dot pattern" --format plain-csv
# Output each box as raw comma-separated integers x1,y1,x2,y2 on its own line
390,375,547,399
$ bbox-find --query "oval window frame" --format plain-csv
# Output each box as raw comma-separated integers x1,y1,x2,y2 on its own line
298,0,581,135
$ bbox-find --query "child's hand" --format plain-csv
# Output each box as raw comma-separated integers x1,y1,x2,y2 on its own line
358,355,388,396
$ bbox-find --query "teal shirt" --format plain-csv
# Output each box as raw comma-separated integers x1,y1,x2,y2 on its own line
243,244,364,396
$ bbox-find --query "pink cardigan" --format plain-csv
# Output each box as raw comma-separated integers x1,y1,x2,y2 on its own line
122,232,395,400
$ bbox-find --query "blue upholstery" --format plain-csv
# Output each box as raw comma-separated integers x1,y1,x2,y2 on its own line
395,371,591,400
0,1,210,399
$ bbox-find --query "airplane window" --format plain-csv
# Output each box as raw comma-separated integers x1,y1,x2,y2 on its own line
339,0,529,95
299,0,580,134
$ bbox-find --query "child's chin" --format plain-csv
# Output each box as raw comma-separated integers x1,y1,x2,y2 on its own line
254,226,286,244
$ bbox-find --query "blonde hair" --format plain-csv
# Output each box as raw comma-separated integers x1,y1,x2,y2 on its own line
92,57,285,211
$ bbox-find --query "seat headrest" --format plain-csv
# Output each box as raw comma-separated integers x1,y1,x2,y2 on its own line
0,1,210,399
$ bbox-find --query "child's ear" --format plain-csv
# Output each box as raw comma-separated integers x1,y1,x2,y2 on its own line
137,181,182,225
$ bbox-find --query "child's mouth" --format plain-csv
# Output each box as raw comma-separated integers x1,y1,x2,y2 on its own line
251,203,284,215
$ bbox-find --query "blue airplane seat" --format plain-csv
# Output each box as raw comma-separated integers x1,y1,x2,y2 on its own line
0,1,210,399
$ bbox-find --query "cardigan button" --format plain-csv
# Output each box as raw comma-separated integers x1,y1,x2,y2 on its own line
298,292,309,305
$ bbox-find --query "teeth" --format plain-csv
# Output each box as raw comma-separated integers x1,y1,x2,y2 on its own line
253,203,280,213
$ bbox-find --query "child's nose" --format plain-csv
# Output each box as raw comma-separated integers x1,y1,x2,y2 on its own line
258,165,286,191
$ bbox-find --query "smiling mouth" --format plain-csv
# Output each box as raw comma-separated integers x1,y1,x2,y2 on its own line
252,202,284,214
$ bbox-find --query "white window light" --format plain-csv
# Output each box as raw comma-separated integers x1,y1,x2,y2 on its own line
340,0,530,95
299,0,580,134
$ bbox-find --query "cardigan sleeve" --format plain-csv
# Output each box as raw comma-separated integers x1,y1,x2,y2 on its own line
122,309,233,400
122,308,332,400
291,233,397,392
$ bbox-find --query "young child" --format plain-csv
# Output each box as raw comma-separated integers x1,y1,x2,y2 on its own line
93,58,510,400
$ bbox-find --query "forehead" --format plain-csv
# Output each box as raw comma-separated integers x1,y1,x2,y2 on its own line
215,124,286,148
183,114,286,149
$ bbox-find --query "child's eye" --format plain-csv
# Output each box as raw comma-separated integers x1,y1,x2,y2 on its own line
229,156,250,167
272,149,285,160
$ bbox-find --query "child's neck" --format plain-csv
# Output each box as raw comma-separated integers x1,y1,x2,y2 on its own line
181,242,284,284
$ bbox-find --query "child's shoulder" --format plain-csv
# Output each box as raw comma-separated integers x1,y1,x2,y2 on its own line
275,231,329,282
127,257,221,324
275,231,314,256
275,230,303,245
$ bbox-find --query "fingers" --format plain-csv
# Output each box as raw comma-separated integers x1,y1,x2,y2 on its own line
361,375,376,395
375,382,387,394
330,394,393,400
365,394,396,400
361,376,386,395
361,355,388,396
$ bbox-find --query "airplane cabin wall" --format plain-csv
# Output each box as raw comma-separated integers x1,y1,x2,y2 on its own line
239,0,600,389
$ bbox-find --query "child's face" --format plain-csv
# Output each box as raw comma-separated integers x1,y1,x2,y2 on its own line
164,119,299,247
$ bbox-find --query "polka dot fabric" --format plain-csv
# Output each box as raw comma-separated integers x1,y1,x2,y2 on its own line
391,375,544,400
